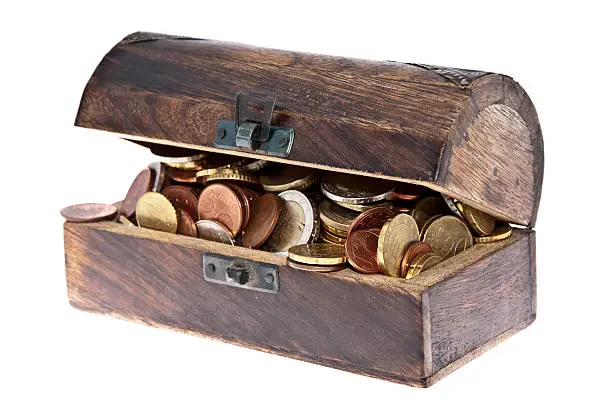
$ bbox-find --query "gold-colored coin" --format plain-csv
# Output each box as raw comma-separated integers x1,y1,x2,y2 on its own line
454,201,497,236
195,156,250,177
205,170,260,186
405,253,443,279
322,222,347,238
260,165,317,192
165,158,207,170
411,196,451,232
238,159,270,172
135,192,178,233
288,243,346,265
422,215,473,258
319,199,358,233
320,227,346,245
118,215,136,227
377,213,420,277
335,200,394,212
418,214,444,240
474,223,512,243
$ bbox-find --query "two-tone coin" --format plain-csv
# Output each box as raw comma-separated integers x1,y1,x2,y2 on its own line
263,190,315,253
377,214,420,277
60,203,118,223
195,220,235,245
260,165,317,192
135,192,178,233
321,172,394,204
422,215,473,258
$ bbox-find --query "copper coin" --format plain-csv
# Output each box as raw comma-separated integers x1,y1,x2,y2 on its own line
176,208,197,237
168,167,199,183
227,184,252,233
60,203,118,223
287,259,346,273
122,168,154,218
345,228,381,274
345,207,396,240
197,183,244,237
391,183,430,201
240,193,281,248
162,185,199,221
400,242,433,278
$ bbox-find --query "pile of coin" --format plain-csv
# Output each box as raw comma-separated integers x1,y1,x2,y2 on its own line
61,149,513,279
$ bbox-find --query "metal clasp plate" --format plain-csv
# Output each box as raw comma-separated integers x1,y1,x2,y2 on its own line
203,253,279,294
214,89,294,157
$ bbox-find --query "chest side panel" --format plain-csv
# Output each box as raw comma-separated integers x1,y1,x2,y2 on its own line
64,223,427,384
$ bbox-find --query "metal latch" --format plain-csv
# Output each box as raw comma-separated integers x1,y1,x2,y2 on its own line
213,89,294,157
203,253,279,294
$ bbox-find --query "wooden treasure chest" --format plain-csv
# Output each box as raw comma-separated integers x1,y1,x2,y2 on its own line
64,32,543,388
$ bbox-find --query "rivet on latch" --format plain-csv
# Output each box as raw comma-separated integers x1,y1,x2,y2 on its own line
265,273,275,284
278,135,289,148
207,263,216,274
216,127,226,139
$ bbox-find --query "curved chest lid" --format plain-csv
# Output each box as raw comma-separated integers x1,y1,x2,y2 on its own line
75,32,543,227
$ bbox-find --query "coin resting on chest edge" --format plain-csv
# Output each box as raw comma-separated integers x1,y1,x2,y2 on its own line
197,184,243,237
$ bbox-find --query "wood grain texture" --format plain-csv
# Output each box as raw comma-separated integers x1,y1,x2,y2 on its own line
424,229,536,375
64,221,426,385
75,32,543,226
64,221,535,387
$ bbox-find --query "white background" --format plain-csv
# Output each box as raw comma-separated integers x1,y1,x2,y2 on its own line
2,1,610,404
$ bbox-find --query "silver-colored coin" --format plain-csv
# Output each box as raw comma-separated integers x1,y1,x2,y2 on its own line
335,199,394,212
195,220,235,245
155,152,207,164
442,194,466,220
320,172,394,204
148,161,168,193
263,190,315,254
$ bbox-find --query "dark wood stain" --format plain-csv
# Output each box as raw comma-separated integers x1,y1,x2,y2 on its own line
75,32,543,226
64,221,536,387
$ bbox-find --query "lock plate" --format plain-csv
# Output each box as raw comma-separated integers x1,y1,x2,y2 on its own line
214,120,294,157
213,89,294,157
203,253,279,294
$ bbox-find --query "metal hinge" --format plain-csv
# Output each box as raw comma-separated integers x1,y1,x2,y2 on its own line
203,253,279,294
213,89,294,157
